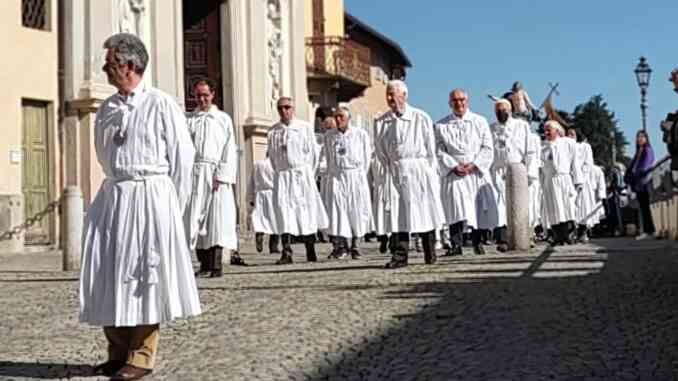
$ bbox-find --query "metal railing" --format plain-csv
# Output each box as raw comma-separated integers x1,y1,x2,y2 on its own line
305,36,371,87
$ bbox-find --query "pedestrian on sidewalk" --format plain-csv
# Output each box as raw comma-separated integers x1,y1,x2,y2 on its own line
625,130,656,239
80,33,201,381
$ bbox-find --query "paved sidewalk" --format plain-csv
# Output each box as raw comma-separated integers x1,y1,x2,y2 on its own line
1,238,678,380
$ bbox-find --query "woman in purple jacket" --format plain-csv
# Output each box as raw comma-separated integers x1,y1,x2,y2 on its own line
625,130,656,239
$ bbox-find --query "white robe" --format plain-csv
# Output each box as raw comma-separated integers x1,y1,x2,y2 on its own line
371,116,400,235
484,117,537,229
541,137,583,228
185,105,238,251
246,159,276,235
268,119,329,235
435,110,494,229
377,104,445,233
322,127,374,238
574,141,597,227
589,164,608,226
80,83,201,327
528,132,543,228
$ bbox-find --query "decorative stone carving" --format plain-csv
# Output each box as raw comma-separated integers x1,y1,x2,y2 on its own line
117,0,146,38
266,0,283,114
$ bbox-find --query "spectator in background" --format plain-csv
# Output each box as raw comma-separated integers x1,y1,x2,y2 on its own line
625,130,656,240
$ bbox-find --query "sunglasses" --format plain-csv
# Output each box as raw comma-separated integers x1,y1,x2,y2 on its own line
277,105,293,111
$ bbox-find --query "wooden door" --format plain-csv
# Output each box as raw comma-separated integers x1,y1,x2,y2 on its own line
21,100,51,245
183,1,222,112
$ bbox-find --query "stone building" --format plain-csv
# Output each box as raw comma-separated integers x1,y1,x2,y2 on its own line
1,0,310,253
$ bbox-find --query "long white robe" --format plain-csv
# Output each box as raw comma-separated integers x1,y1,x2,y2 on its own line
246,159,276,235
377,104,445,233
574,141,597,227
435,110,494,229
371,115,400,235
589,164,608,226
185,105,238,250
484,117,536,229
268,119,329,235
80,83,201,327
541,137,583,228
528,132,543,228
322,127,374,238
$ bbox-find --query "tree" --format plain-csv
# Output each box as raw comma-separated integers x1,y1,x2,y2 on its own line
571,95,629,169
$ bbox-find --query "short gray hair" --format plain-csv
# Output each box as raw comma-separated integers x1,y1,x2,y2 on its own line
103,33,149,75
336,104,351,119
387,80,408,96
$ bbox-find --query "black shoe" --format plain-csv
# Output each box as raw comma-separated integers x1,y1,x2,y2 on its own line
424,250,437,265
230,253,248,266
444,246,463,257
496,243,509,253
384,258,408,269
473,245,486,255
350,249,361,260
275,253,293,265
93,360,125,377
255,235,263,253
210,248,224,277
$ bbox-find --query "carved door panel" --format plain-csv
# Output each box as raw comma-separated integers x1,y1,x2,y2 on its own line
21,100,51,245
183,1,222,111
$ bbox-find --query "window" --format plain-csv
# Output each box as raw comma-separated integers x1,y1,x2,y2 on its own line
22,0,49,31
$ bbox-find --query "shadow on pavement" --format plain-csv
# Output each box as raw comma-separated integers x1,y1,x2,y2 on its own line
0,361,95,379
305,238,678,380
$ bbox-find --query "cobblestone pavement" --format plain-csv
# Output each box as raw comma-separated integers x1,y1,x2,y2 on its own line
1,238,678,380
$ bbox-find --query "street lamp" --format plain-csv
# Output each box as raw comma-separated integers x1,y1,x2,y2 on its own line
634,56,652,132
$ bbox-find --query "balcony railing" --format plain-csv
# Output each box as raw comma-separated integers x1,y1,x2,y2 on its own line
305,36,371,88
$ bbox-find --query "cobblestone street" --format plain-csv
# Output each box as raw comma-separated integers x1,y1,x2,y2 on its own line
1,238,678,380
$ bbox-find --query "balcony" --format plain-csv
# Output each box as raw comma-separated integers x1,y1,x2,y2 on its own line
305,36,371,101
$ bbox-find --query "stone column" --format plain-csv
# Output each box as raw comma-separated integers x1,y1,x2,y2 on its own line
61,186,83,271
506,162,530,251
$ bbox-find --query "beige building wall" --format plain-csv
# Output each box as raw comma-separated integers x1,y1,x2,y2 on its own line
347,68,389,135
0,0,60,252
304,0,344,38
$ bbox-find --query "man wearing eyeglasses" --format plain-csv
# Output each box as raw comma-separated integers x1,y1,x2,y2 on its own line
435,89,494,256
267,97,329,264
376,80,446,269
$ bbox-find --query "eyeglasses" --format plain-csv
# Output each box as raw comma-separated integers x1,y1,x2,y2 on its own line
277,105,293,111
451,98,467,103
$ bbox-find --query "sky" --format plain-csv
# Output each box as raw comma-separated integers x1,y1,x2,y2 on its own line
344,0,677,158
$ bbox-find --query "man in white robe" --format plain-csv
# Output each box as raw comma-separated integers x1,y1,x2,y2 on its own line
541,121,584,245
435,89,494,255
322,106,373,259
485,99,537,252
528,132,543,231
185,78,240,277
268,97,329,264
590,164,608,228
80,33,201,380
372,112,399,255
247,157,279,255
376,80,446,268
567,128,596,242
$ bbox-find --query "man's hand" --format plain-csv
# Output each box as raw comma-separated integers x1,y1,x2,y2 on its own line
453,165,468,177
463,163,478,174
212,177,220,192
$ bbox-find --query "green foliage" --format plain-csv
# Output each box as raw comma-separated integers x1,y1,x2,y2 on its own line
571,95,629,168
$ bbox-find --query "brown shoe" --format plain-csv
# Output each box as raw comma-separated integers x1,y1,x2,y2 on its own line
111,364,152,381
93,360,125,377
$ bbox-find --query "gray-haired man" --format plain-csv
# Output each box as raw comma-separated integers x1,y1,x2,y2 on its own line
80,33,201,381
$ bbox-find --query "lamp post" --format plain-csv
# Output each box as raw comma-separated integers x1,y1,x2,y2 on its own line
634,56,652,132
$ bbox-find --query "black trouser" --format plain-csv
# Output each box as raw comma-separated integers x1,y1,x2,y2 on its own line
197,246,222,271
493,226,508,244
282,233,315,255
449,221,482,248
606,195,623,236
636,190,656,234
393,230,435,260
